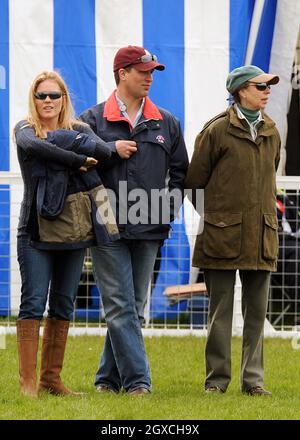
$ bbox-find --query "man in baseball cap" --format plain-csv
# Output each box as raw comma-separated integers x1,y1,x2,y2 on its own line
80,46,188,397
113,45,165,72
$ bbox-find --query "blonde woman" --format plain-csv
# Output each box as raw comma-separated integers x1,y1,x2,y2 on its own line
14,71,133,397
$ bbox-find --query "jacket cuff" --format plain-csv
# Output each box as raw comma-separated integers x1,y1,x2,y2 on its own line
72,154,87,169
88,139,97,157
107,141,117,153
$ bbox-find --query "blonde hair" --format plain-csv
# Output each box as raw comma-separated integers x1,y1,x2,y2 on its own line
27,71,84,138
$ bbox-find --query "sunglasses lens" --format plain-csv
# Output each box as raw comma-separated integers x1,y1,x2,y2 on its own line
247,82,270,91
256,84,267,91
35,92,62,100
140,54,157,63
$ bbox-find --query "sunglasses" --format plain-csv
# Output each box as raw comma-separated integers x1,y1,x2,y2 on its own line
247,82,271,91
137,54,158,63
126,53,158,68
34,92,63,100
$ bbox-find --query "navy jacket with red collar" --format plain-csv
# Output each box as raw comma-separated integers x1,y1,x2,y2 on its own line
80,92,189,240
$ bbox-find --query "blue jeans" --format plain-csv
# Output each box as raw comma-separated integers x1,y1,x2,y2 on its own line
17,234,85,320
91,239,161,393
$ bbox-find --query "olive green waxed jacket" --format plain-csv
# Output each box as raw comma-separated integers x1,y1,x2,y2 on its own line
185,106,281,271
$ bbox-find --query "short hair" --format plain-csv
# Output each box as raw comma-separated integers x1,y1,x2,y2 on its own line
114,70,120,86
232,82,250,104
114,66,133,86
232,91,241,103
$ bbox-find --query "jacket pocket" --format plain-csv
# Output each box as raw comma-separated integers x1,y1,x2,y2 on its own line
263,213,278,260
135,129,171,156
203,212,242,258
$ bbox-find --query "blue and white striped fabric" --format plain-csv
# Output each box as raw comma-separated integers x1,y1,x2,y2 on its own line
0,0,299,315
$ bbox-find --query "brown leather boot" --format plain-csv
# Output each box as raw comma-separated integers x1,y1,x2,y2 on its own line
16,319,40,397
39,318,83,396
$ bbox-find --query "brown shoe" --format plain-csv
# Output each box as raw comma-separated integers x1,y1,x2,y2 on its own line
128,387,150,396
205,386,224,394
96,385,117,394
246,386,272,396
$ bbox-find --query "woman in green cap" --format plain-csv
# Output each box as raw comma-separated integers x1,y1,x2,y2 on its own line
185,65,280,396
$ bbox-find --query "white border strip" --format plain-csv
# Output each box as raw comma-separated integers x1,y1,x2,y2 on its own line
2,325,299,339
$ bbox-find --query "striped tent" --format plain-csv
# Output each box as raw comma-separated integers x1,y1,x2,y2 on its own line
0,0,299,316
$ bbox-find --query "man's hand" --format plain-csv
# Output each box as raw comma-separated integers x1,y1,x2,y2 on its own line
79,157,98,172
115,140,137,159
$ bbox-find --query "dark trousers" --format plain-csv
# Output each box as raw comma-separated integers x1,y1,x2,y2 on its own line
204,269,270,392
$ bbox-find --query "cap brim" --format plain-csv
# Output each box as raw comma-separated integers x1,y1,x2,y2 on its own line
252,73,280,85
133,61,165,71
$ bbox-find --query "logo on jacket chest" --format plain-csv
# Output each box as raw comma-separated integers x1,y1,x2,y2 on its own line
156,135,165,144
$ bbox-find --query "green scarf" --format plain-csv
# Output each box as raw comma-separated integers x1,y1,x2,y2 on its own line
237,104,260,123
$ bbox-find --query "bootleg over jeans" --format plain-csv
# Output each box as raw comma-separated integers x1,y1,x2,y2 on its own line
91,239,160,393
17,234,85,320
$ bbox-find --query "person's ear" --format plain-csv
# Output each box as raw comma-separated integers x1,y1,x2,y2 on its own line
239,90,246,100
118,68,127,81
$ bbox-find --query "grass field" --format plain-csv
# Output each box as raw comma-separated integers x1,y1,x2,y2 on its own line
1,335,300,420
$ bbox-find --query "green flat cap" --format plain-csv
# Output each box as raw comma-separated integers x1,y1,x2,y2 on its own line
226,65,279,94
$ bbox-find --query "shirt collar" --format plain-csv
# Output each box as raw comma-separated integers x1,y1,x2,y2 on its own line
115,94,145,128
234,103,264,125
103,91,163,126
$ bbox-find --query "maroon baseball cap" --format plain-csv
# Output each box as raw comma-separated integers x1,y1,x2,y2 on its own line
113,46,165,72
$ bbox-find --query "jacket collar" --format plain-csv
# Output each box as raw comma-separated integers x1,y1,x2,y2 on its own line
103,91,163,125
227,105,276,139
